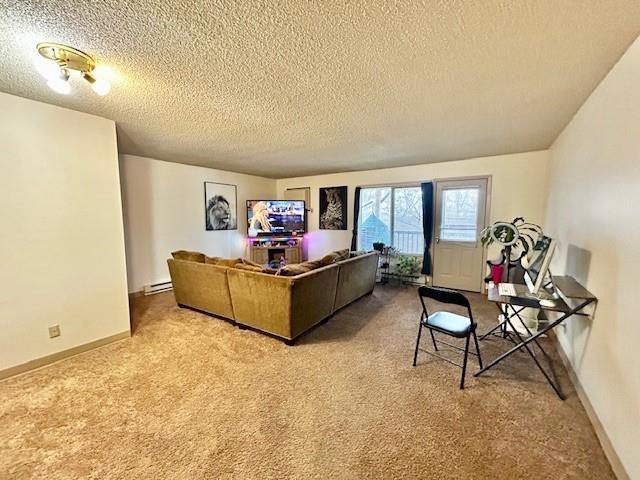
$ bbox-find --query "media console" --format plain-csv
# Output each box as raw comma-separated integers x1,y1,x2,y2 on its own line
248,235,303,266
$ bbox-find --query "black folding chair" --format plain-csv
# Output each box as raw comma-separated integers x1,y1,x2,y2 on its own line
412,286,483,389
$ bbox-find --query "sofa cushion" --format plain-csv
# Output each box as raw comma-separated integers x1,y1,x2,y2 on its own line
233,263,264,273
320,254,336,266
301,259,324,270
277,263,313,276
205,256,243,267
241,258,263,268
277,258,327,276
171,250,206,263
322,248,350,265
334,248,350,261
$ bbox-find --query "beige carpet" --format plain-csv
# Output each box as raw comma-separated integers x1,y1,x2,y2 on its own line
0,285,613,479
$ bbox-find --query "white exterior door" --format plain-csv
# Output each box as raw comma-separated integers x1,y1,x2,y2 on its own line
432,178,488,292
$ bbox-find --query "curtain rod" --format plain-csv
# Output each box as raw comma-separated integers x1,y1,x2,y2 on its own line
357,181,426,189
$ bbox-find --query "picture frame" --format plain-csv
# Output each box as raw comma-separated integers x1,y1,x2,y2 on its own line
204,182,237,231
319,186,348,230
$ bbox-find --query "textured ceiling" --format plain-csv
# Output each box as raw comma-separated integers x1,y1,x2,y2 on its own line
1,1,640,178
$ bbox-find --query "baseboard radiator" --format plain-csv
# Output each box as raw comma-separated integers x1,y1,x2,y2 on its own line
144,281,173,295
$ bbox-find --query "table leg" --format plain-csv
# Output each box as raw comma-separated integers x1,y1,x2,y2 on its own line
503,314,564,399
475,299,595,399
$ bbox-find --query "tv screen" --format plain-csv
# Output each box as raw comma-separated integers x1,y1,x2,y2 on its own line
247,200,306,236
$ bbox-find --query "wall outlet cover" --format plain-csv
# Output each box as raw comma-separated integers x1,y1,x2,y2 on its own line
48,325,61,338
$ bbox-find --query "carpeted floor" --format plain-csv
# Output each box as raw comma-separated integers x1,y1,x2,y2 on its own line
0,285,613,479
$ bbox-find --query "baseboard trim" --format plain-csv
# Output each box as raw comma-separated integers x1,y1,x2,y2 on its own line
128,290,145,300
0,330,131,381
550,332,629,480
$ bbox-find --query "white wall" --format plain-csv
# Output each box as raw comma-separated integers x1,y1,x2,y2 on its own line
120,155,276,293
544,36,640,479
277,151,549,260
0,93,130,370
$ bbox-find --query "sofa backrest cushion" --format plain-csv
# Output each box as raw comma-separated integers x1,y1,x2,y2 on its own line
171,250,206,263
301,259,324,270
233,263,264,272
321,248,350,266
205,256,243,267
277,258,328,276
233,263,277,274
277,263,313,276
320,255,336,266
241,258,263,268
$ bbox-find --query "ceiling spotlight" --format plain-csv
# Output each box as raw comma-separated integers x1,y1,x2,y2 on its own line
81,72,111,96
33,55,60,80
46,68,71,95
36,42,112,96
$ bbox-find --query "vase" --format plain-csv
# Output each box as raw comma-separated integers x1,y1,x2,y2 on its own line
491,264,505,286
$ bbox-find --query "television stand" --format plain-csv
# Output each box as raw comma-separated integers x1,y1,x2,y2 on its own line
248,235,303,266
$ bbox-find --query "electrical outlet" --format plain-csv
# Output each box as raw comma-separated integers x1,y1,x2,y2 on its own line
48,325,61,338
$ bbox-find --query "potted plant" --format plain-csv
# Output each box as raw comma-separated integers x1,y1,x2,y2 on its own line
372,241,385,252
480,217,542,283
396,255,421,277
480,217,542,255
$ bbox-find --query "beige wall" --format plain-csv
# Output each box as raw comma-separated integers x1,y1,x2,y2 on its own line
120,155,276,293
277,151,549,261
0,93,130,370
544,36,640,479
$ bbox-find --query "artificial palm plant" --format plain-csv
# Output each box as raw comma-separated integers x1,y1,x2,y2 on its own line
480,217,542,255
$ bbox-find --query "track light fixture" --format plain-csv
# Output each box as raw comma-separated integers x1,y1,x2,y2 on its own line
35,43,111,96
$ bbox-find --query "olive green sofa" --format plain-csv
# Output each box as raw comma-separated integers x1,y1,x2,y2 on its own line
167,251,378,344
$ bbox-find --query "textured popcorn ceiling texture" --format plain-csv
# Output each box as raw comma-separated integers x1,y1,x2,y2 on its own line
1,1,639,177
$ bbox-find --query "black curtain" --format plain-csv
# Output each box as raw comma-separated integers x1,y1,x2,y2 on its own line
421,182,434,275
350,186,361,251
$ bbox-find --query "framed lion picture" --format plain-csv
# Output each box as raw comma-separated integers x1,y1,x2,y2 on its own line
319,186,348,230
204,182,237,231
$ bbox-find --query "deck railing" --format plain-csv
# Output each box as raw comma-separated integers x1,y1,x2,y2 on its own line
393,230,423,255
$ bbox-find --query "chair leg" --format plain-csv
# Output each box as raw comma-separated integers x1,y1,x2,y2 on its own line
429,330,438,351
472,329,483,369
460,334,471,389
412,319,423,367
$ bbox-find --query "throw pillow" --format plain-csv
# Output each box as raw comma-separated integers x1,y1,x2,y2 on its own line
171,250,205,263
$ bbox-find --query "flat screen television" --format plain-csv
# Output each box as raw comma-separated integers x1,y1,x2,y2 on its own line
247,200,306,236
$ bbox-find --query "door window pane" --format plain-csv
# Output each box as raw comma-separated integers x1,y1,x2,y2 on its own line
358,187,391,250
393,187,424,254
440,187,479,242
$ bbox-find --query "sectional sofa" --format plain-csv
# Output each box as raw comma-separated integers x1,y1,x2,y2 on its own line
167,251,378,344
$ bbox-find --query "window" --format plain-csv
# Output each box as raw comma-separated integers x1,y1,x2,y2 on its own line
358,186,423,254
439,187,479,242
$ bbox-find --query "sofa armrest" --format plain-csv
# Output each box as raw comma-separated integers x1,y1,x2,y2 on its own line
289,264,340,339
334,252,379,311
227,269,294,339
167,259,235,319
